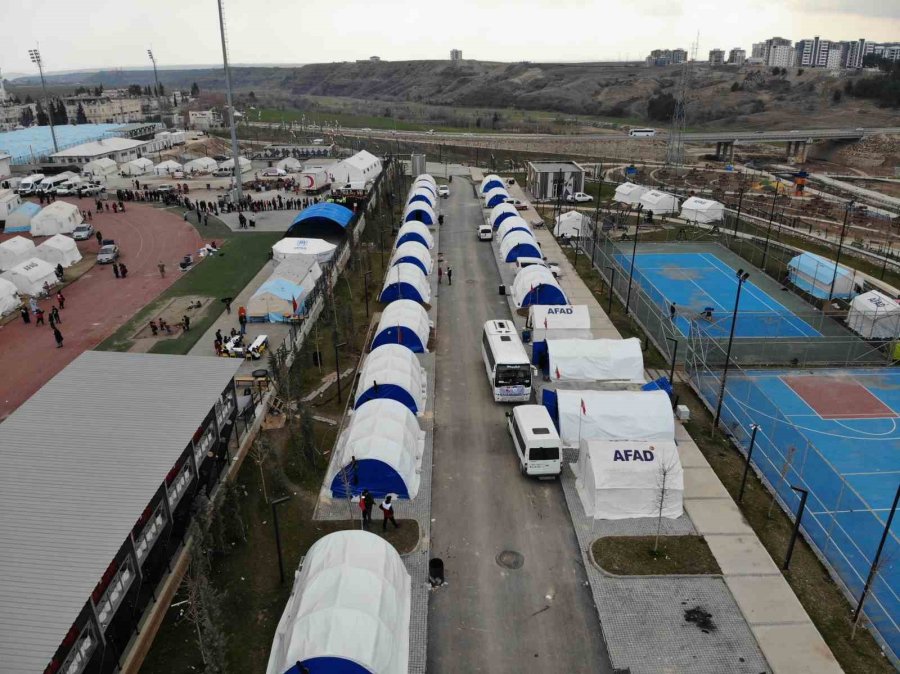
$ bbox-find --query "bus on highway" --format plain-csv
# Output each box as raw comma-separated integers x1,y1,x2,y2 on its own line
481,320,532,402
628,128,656,138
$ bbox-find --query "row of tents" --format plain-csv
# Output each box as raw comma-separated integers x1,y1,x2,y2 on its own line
614,182,725,223
381,175,438,304
3,200,83,237
0,234,83,314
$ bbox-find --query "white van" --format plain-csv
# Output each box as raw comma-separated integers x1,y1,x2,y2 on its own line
38,172,77,195
17,174,45,196
506,405,562,477
478,224,493,241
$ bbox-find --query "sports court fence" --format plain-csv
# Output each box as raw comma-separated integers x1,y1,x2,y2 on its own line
685,326,900,664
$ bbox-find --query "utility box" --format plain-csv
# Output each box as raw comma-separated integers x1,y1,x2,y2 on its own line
675,405,690,421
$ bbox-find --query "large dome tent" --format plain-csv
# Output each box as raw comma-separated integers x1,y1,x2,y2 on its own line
512,264,568,308
412,179,437,197
414,173,436,189
499,230,541,263
30,201,82,237
613,182,647,206
0,278,21,315
497,216,533,242
184,157,218,173
2,258,58,296
638,189,680,215
286,203,354,239
489,202,519,229
480,174,504,194
153,160,183,176
407,187,436,208
354,344,427,415
120,157,154,176
272,238,336,265
380,263,431,305
35,234,82,268
371,299,431,353
390,241,433,275
402,201,436,226
541,337,644,383
0,236,36,272
847,290,900,339
555,210,591,239
396,221,434,249
484,187,510,209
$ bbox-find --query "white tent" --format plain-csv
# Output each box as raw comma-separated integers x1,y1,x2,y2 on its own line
5,202,42,233
219,156,251,171
355,344,427,415
30,201,82,237
847,290,900,339
680,197,725,224
484,187,510,208
0,278,21,315
414,173,436,188
82,157,118,179
574,439,683,520
500,230,542,263
328,399,425,499
1,257,58,296
35,234,83,268
247,278,305,322
555,389,674,448
390,241,433,275
489,202,519,228
380,263,431,305
120,157,154,176
512,264,567,308
787,252,856,300
276,157,303,172
272,238,336,265
528,304,592,341
555,210,591,238
497,216,533,242
407,186,436,208
373,299,431,353
184,157,218,174
613,182,647,206
480,174,505,194
271,257,322,290
412,179,436,196
0,236,36,272
402,201,436,226
330,150,382,185
547,338,645,384
638,190,680,215
265,530,410,674
396,221,434,249
153,160,183,176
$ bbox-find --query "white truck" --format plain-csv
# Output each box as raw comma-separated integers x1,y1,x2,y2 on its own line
17,174,45,196
300,167,331,194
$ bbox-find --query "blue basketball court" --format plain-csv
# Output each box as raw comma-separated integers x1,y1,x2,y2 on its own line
618,251,820,338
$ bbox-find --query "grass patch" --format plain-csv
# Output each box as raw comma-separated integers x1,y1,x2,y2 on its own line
592,536,721,575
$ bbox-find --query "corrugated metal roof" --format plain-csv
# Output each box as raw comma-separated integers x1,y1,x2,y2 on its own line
0,351,242,673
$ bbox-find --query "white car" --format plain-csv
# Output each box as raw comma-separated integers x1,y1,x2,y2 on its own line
438,185,450,198
566,192,593,203
504,197,528,210
261,168,287,177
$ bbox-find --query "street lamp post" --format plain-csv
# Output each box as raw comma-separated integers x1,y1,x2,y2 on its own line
733,185,745,238
28,48,58,153
333,334,347,404
603,266,616,315
269,495,291,583
783,486,809,570
147,49,162,124
827,201,854,307
738,424,760,502
713,269,750,429
624,205,644,316
664,336,679,387
760,186,779,272
572,227,581,269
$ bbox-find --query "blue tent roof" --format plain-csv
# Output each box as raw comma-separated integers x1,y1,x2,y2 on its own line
519,284,568,307
486,193,508,208
482,179,504,193
397,231,429,248
503,241,542,262
493,211,517,229
404,206,435,225
380,282,427,304
355,383,420,414
329,459,411,499
285,203,354,238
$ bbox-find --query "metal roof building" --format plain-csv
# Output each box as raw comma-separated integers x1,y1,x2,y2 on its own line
0,351,243,674
526,160,586,201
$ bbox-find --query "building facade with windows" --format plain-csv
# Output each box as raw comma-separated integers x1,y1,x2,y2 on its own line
728,48,746,66
188,109,224,130
708,49,725,66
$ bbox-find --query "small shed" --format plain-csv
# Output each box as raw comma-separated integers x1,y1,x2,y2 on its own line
500,230,541,263
526,161,586,201
489,203,519,229
680,197,725,224
390,241,433,275
847,290,900,339
35,234,83,268
372,300,431,353
787,252,856,300
484,187,510,209
613,182,647,206
5,202,41,233
402,202,436,226
354,344,427,415
30,201,83,237
2,257,58,296
638,190,680,215
380,263,431,305
396,222,434,249
0,236,37,271
0,278,21,315
247,278,306,322
512,265,567,308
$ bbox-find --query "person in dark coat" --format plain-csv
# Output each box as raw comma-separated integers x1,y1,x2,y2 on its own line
53,326,63,348
50,306,61,325
112,262,120,278
20,306,30,323
119,263,128,279
363,490,375,528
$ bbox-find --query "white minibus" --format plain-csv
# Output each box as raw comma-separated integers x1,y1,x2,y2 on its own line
507,405,562,477
17,174,45,195
481,320,532,402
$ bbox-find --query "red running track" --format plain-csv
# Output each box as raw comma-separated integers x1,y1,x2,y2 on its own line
0,199,204,421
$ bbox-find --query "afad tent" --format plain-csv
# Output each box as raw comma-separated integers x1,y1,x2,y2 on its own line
638,190,680,215
390,241,433,275
544,389,674,448
527,304,592,341
500,230,541,263
35,234,83,268
497,217,532,242
1,257,58,296
276,157,303,172
847,290,900,339
396,221,434,249
247,278,306,322
184,157,218,174
354,344,427,415
490,202,519,229
788,252,856,300
680,196,725,224
0,236,36,272
407,187,436,208
484,187,510,209
372,299,431,353
30,201,82,237
512,265,568,308
272,237,336,265
5,202,41,233
153,160,183,176
328,399,425,499
120,157,154,176
380,263,431,305
574,439,683,520
218,156,252,171
540,337,644,383
82,157,118,180
555,210,590,239
265,530,410,674
481,174,505,194
613,182,647,206
402,202,436,226
0,278,21,315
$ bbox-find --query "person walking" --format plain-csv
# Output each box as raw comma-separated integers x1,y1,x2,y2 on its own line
20,306,30,324
238,308,247,336
157,261,166,278
55,263,64,281
95,231,102,246
48,309,56,329
447,266,453,286
182,315,190,331
34,308,44,326
360,489,375,528
380,495,399,530
669,302,677,321
50,306,61,325
149,320,159,336
438,266,443,285
112,262,120,279
53,326,63,348
56,291,65,309
29,297,38,315
119,263,128,279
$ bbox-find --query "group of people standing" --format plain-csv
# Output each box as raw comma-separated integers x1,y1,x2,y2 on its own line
357,489,399,531
20,291,66,348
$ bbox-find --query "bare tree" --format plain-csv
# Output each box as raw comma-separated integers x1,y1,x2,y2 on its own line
654,452,680,553
249,436,272,503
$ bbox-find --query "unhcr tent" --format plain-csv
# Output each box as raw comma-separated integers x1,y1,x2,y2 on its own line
512,265,567,308
542,338,644,383
574,440,683,520
285,203,354,239
380,263,431,305
497,217,532,242
407,187,436,208
354,344,427,415
247,278,305,322
490,202,519,229
2,258,58,296
555,210,590,239
272,237,336,265
0,236,36,272
390,241,433,275
5,202,41,233
613,182,647,206
788,252,856,300
35,234,82,268
547,389,674,447
265,530,410,674
403,202,436,226
329,399,425,499
184,157,218,173
847,290,900,339
82,157,117,180
276,157,303,172
120,157,154,176
396,221,434,249
500,230,542,263
30,201,82,237
0,278,21,315
484,187,510,209
481,174,505,194
680,197,725,224
528,304,592,341
372,299,431,353
153,160,183,176
638,190,680,215
271,257,322,290
219,156,251,171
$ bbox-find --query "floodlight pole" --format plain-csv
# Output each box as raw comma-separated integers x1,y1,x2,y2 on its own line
738,424,760,502
624,205,643,316
147,49,162,124
854,482,900,622
783,486,809,570
572,227,581,269
827,201,853,307
604,266,616,315
713,270,749,429
216,0,243,203
29,48,58,154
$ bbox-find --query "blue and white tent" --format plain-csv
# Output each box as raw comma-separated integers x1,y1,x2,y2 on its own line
247,278,305,322
285,203,354,239
787,251,856,300
329,399,425,499
490,202,519,229
497,216,532,242
499,230,541,262
380,263,431,305
512,265,568,308
354,344,427,415
403,201,436,225
480,174,504,194
372,299,431,353
390,241,433,275
5,202,41,233
396,221,434,249
414,173,436,190
407,187,436,208
412,179,436,197
484,187,509,209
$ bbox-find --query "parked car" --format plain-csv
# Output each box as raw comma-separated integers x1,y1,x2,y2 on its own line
438,184,450,198
212,154,229,162
566,192,593,203
72,224,94,241
213,167,233,177
156,184,175,194
77,183,103,196
97,243,120,264
261,167,287,177
504,197,528,210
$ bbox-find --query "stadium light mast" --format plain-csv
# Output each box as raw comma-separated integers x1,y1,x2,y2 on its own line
216,0,243,203
713,269,750,429
29,48,58,153
147,49,162,124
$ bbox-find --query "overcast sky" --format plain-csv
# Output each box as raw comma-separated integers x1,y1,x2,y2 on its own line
2,0,898,76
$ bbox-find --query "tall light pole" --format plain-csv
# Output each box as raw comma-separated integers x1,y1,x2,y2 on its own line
147,49,162,124
624,204,644,316
760,184,779,272
29,48,58,153
713,269,750,429
827,201,854,307
216,0,243,203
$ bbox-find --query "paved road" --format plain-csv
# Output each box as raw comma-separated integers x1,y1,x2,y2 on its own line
427,180,612,672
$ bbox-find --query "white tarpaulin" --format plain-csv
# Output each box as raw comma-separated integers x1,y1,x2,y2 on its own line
272,238,336,265
30,201,82,237
276,157,303,172
556,389,674,447
680,196,725,224
265,530,410,674
548,337,645,384
35,234,83,268
0,236,36,272
638,190,680,215
82,157,117,179
1,257,58,296
555,210,590,238
219,156,251,170
528,304,592,341
574,440,683,520
613,182,647,206
271,257,322,290
0,278,21,315
847,290,900,339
